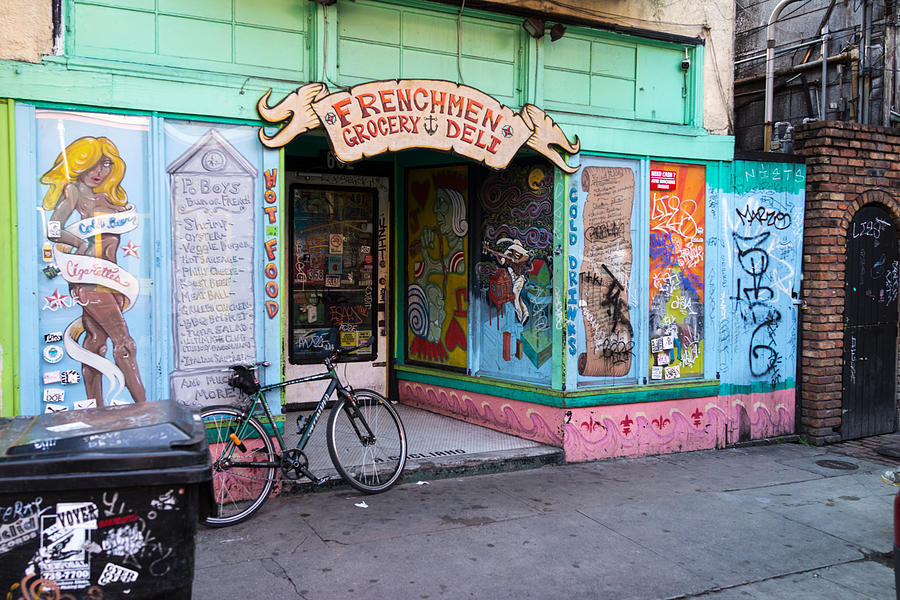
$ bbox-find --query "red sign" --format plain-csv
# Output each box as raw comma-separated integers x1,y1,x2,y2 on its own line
650,169,677,191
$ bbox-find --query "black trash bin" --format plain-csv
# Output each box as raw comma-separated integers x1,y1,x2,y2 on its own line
0,401,212,600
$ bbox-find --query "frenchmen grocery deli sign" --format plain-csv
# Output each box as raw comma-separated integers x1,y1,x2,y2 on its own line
257,80,580,173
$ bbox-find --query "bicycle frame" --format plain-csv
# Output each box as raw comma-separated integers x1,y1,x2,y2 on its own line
216,359,372,473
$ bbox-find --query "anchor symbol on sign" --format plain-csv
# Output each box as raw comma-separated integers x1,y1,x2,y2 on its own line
423,116,439,136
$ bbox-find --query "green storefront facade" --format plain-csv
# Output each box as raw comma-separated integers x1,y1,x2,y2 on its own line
0,0,804,461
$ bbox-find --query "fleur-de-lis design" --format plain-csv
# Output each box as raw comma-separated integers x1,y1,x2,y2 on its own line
620,414,634,435
652,415,671,430
581,418,602,433
691,408,703,426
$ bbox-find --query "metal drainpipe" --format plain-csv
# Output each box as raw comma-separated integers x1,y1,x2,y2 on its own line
821,26,829,120
765,0,805,151
860,0,871,124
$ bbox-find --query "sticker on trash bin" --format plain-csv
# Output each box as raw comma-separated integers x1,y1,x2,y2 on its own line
38,503,98,590
98,562,139,585
0,497,46,553
44,404,68,414
43,371,62,384
47,421,90,433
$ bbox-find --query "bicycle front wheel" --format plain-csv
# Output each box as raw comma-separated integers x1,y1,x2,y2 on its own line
327,389,407,493
201,406,278,527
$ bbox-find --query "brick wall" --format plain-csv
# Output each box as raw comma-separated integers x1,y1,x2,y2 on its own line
794,120,900,445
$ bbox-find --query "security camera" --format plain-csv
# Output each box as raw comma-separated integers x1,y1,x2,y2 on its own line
681,57,691,70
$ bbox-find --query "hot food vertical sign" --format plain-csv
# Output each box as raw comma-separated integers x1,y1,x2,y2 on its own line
257,80,580,173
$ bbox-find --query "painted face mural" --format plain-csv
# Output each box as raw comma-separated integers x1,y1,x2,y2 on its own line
406,166,469,369
475,162,554,384
39,134,146,407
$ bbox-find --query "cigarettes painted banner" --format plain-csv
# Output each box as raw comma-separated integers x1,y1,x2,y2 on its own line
257,80,580,173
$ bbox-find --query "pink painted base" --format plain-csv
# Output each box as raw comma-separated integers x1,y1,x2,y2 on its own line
399,381,795,462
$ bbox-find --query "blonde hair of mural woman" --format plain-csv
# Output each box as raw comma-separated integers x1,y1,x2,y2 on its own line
39,135,146,405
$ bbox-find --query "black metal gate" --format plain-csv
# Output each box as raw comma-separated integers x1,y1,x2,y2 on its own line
841,204,899,439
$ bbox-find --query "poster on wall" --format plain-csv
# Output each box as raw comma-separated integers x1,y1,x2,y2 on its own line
405,166,469,369
567,157,640,386
648,162,706,380
577,166,636,378
165,123,271,408
33,111,153,412
474,160,554,384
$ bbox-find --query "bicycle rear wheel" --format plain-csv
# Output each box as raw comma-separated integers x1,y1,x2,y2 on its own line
200,406,278,527
327,389,407,493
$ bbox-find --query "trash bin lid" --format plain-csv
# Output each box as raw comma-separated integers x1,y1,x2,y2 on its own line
0,401,211,492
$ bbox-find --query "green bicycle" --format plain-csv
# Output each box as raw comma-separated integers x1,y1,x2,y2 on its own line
200,341,407,527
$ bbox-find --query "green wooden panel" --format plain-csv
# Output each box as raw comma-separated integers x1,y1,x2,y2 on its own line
402,11,457,54
159,15,232,62
399,48,456,79
590,75,635,113
544,69,590,105
339,40,400,80
236,26,304,70
590,41,635,78
635,46,685,124
158,0,231,21
544,36,591,70
74,4,156,54
338,2,400,44
0,99,18,417
81,0,154,9
459,57,516,101
236,0,307,30
460,21,518,62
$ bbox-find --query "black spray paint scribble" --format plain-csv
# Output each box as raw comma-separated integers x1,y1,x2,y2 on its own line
732,229,782,385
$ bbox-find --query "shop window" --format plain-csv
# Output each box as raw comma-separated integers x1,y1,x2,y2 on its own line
472,161,555,385
404,165,469,371
289,185,378,363
572,162,638,382
648,162,706,380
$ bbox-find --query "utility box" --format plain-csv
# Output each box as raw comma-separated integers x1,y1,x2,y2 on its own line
0,401,212,600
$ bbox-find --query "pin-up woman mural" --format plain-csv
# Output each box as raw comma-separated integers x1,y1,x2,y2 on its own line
40,136,146,405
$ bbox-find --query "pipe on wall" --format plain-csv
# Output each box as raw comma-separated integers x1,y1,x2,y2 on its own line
765,0,806,151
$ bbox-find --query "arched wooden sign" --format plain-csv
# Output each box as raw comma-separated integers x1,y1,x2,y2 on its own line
257,80,580,173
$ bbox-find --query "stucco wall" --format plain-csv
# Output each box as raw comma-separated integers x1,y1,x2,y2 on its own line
0,1,53,62
475,0,734,135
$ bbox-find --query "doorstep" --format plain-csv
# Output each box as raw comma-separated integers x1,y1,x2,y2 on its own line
279,402,564,492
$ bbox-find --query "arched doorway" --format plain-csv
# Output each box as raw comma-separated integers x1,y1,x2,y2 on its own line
841,202,899,439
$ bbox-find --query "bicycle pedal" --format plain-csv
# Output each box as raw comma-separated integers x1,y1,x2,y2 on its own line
296,465,329,486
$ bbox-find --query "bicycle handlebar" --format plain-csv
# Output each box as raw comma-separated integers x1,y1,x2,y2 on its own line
224,338,372,372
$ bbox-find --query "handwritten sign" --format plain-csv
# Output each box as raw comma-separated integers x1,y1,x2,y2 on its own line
257,80,580,173
167,129,258,406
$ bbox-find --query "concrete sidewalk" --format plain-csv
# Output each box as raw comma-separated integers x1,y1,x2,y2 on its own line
193,442,898,600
